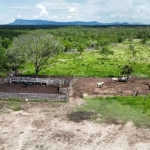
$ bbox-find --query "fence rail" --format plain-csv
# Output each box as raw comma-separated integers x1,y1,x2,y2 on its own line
0,77,70,86
0,77,73,101
0,92,67,101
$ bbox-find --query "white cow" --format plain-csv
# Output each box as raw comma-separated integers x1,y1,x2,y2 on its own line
111,77,118,82
121,76,127,82
97,82,104,88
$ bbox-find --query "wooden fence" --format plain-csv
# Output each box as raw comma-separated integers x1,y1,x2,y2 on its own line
0,77,70,86
0,77,73,101
0,92,67,101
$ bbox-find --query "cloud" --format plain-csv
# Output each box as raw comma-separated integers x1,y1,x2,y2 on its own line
1,0,150,24
68,7,78,13
34,1,81,21
109,3,150,21
17,15,21,18
36,4,48,17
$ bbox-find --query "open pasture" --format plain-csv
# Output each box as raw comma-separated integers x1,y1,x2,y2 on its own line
22,39,150,78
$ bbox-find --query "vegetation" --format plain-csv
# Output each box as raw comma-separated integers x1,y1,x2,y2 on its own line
5,31,63,76
0,26,150,77
76,96,150,127
121,65,133,79
99,46,114,59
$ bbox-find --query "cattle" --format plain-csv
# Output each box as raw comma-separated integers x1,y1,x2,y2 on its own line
111,77,118,82
118,76,128,82
97,82,104,88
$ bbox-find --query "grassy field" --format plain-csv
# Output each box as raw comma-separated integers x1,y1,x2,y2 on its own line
75,96,150,127
21,39,150,77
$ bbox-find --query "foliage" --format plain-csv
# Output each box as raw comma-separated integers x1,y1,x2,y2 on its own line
2,38,11,49
0,38,7,73
76,44,85,55
5,39,27,72
121,65,133,78
7,31,63,76
1,26,150,77
99,46,114,59
129,44,136,57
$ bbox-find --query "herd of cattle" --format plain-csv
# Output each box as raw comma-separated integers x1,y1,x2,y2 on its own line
97,76,150,90
97,76,128,88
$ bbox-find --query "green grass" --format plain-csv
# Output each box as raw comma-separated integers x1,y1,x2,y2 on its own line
7,100,22,111
21,39,150,77
75,96,150,127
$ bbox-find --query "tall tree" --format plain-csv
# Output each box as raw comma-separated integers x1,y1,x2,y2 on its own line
5,42,27,73
99,46,114,59
129,44,136,57
76,44,85,55
6,31,63,76
0,43,6,72
2,38,11,49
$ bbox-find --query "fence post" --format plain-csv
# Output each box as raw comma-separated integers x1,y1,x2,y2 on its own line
9,78,12,84
28,93,29,100
17,93,19,100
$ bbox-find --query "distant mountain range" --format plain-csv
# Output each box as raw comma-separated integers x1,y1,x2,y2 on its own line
8,19,145,26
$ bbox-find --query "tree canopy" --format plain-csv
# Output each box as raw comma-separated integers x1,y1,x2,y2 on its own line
99,46,114,59
6,31,63,76
121,65,133,79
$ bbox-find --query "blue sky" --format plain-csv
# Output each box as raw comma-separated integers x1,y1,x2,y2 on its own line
0,0,150,24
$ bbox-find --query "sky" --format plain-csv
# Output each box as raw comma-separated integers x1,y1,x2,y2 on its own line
0,0,150,25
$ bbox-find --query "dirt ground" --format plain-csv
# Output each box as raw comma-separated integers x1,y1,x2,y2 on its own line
0,84,60,94
1,76,150,96
72,77,150,97
0,77,150,150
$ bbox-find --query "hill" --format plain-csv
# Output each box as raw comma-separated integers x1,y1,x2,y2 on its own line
8,19,144,26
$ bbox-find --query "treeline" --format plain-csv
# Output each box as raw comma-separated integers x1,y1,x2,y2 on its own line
1,26,150,48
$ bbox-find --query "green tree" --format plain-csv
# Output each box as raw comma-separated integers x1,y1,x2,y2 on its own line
129,44,136,57
63,40,73,52
76,44,85,55
6,31,63,76
118,36,124,43
121,65,133,79
2,38,11,49
0,43,6,72
140,36,147,44
5,43,27,73
99,46,114,59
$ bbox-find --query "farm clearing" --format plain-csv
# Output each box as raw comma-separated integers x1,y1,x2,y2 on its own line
0,77,150,150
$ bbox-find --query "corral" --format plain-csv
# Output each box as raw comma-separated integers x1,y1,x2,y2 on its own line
0,76,73,101
0,76,150,100
72,77,150,98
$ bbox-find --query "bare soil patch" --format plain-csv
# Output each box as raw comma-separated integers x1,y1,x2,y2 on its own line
0,83,60,94
72,77,150,97
0,97,150,150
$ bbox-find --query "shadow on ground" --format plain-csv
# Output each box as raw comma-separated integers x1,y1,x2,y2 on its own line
67,111,96,123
